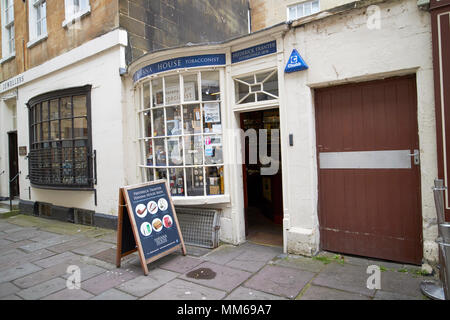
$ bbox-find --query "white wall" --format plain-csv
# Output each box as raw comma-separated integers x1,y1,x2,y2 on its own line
16,45,126,216
282,0,437,262
0,97,15,198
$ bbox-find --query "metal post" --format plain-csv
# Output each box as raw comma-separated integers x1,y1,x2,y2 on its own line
421,179,449,300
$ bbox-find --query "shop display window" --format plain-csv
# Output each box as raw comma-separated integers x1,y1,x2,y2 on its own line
138,71,224,197
28,86,93,189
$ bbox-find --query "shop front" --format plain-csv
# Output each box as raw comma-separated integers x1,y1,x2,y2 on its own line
127,0,438,265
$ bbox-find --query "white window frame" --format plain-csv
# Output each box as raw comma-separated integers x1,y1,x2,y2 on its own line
27,0,48,48
1,0,15,62
287,0,320,21
62,0,91,28
136,69,230,204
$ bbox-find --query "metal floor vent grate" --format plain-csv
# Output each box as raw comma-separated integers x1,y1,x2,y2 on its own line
175,207,221,248
74,208,94,226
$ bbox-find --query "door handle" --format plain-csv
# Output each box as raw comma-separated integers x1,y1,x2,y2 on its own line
409,149,420,165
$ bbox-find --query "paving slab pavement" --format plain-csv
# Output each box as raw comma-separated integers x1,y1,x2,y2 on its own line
0,215,433,300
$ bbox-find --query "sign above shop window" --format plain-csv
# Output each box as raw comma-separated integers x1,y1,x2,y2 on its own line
133,54,226,83
285,49,309,73
231,41,277,64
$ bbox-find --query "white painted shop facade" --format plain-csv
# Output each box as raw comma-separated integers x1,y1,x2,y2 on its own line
0,0,438,265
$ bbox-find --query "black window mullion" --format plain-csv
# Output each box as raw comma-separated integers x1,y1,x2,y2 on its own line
71,95,76,185
58,98,62,184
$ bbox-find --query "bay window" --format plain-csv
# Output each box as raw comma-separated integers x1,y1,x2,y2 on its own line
137,70,225,198
28,86,93,189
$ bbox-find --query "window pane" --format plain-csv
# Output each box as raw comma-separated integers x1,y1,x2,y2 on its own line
206,166,224,195
184,135,203,165
155,168,167,180
203,102,221,134
51,143,61,184
312,0,319,13
50,99,58,120
35,123,41,142
186,167,204,196
142,82,150,109
288,6,296,20
50,120,59,140
166,106,182,136
142,110,152,138
183,74,198,102
235,81,251,103
204,135,223,165
152,78,163,107
144,139,153,166
154,138,166,166
61,119,72,139
183,104,202,134
35,104,41,123
62,141,74,184
42,121,49,141
165,75,180,105
262,72,278,98
168,168,184,196
73,118,87,138
202,71,220,101
42,101,49,120
61,97,72,118
167,137,183,166
144,167,154,182
152,108,165,136
73,95,87,117
304,3,311,16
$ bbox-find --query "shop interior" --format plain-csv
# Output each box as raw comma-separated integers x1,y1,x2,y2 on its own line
241,109,283,247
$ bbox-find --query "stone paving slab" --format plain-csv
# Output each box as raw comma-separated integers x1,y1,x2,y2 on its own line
379,270,428,298
179,261,252,293
312,262,377,297
0,263,42,283
61,263,107,282
33,251,81,268
91,248,134,265
0,294,22,300
82,269,138,295
92,288,137,300
185,245,212,257
71,241,114,256
116,268,179,297
13,262,72,289
159,255,204,274
244,265,315,299
224,244,282,273
46,237,98,254
201,245,245,265
0,249,56,272
3,229,43,242
141,278,227,300
43,288,94,300
19,235,75,253
0,240,34,255
16,277,67,300
272,255,327,273
225,286,288,300
373,290,425,300
298,285,371,300
0,282,21,298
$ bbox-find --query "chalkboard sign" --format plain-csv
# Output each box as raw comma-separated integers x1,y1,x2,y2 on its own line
116,180,186,275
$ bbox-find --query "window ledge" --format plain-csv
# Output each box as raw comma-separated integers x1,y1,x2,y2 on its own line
172,194,230,206
0,53,16,65
27,34,48,49
62,6,91,28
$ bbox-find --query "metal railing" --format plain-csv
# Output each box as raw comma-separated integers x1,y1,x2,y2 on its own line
9,171,20,211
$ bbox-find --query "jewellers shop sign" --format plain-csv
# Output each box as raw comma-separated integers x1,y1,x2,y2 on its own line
133,54,226,83
0,74,25,93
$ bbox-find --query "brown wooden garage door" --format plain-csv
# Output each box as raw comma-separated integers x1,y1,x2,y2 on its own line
315,75,423,265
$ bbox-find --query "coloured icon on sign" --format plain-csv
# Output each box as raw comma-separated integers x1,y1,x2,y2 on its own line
158,198,168,211
147,201,158,214
135,203,147,218
152,218,163,232
140,222,152,237
285,49,309,73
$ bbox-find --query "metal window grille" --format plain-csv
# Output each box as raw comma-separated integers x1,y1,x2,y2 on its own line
175,206,221,248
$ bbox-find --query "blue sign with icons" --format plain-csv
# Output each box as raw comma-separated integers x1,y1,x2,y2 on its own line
133,54,226,83
231,41,277,63
127,182,181,260
285,49,309,73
